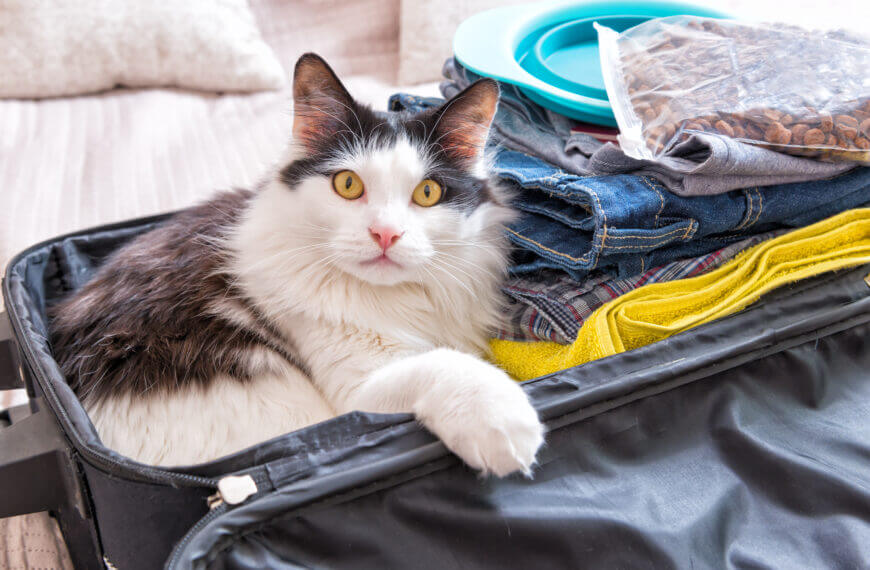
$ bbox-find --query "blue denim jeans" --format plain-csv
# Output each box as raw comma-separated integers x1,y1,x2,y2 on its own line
390,94,870,279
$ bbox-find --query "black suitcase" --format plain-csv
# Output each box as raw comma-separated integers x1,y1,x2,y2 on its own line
2,213,869,570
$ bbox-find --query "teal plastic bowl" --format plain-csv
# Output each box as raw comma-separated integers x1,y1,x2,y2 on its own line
527,15,650,99
454,1,729,126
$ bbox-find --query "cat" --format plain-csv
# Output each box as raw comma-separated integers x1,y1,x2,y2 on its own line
49,53,544,476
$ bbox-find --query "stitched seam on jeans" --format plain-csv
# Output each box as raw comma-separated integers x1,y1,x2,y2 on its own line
737,191,753,230
602,226,696,241
735,190,755,231
587,186,607,269
603,239,691,251
748,187,764,228
642,177,665,229
682,220,696,240
505,228,592,262
511,180,592,208
507,185,608,266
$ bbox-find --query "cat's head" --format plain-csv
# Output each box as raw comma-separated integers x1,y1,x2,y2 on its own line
267,53,513,288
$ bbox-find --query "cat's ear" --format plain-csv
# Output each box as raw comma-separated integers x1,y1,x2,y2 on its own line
431,79,499,167
292,53,355,150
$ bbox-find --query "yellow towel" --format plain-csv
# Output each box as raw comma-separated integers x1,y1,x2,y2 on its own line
492,208,870,381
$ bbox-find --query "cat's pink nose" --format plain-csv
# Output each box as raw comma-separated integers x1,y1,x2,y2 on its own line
369,226,403,251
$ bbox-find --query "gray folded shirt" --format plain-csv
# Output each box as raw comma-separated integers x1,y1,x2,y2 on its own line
442,58,858,197
587,134,857,197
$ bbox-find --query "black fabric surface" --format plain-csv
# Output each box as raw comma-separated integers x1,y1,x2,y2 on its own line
185,324,870,570
3,215,870,570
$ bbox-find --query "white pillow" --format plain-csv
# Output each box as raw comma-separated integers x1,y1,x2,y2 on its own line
0,0,286,98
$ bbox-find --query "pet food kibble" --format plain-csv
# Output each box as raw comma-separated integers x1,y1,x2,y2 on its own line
714,120,734,137
764,123,792,145
839,126,858,140
791,124,810,144
804,128,825,145
604,16,869,163
836,115,859,129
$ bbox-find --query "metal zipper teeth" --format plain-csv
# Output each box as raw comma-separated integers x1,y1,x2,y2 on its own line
165,502,229,569
2,288,218,489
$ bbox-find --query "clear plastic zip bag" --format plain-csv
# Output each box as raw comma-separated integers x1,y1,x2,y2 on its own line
597,16,870,164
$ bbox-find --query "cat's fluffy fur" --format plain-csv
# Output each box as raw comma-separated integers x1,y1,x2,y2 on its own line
50,54,544,475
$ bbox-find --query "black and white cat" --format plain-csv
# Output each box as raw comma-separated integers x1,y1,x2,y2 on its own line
50,53,544,476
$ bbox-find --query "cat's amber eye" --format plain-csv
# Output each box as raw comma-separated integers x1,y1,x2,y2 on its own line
412,179,443,207
332,170,365,200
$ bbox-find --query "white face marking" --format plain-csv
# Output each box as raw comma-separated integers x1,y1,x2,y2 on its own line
286,136,472,286
231,131,515,350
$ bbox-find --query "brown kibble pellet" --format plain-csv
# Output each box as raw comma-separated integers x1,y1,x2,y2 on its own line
791,124,810,144
762,109,782,122
838,126,857,140
836,115,859,129
618,20,867,162
803,128,825,145
714,120,734,137
764,122,792,145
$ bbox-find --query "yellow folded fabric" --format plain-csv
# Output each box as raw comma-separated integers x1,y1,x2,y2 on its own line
492,208,870,381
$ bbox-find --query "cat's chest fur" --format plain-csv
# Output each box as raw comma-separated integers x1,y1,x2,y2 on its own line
280,311,416,408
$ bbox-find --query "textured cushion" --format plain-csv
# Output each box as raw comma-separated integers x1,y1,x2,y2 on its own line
0,0,286,98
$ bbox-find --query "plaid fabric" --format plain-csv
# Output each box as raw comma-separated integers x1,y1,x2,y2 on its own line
497,230,786,344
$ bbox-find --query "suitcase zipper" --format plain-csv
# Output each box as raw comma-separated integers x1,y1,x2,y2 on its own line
2,298,219,490
166,502,230,570
207,474,258,509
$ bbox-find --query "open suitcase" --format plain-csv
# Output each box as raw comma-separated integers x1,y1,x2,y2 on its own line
2,212,869,570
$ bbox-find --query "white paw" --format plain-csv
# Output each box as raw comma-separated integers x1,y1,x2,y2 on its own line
414,356,545,477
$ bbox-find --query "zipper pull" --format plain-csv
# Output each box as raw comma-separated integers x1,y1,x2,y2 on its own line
207,474,258,509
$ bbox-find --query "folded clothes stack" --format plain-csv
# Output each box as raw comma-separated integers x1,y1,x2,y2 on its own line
390,56,870,367
492,208,870,380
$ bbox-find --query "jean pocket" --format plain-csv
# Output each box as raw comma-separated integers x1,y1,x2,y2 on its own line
600,219,698,255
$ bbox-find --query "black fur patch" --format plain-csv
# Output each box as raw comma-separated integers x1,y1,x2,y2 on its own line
284,54,500,212
49,191,308,401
